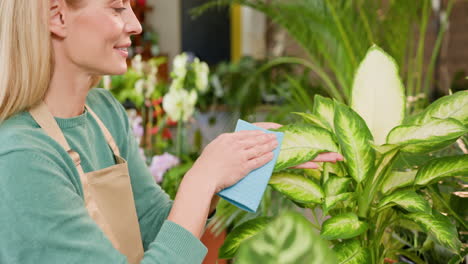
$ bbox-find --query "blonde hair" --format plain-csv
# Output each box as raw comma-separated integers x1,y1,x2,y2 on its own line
0,0,100,122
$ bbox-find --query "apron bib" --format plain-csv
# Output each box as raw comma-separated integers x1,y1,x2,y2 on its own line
30,102,144,264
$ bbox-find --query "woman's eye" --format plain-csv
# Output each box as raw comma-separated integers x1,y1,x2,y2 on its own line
114,7,126,13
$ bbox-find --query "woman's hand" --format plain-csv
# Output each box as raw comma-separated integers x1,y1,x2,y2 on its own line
189,130,279,194
253,122,344,169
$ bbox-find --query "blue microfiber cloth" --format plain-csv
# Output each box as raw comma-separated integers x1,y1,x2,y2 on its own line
217,120,284,213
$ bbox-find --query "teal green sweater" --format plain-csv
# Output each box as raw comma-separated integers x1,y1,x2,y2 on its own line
0,89,207,263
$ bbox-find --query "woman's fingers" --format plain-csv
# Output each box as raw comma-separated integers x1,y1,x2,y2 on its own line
312,152,344,163
246,152,274,171
252,122,283,130
292,162,320,169
245,138,277,160
241,133,277,149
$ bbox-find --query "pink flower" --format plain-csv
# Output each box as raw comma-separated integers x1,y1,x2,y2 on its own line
132,116,144,138
149,152,180,183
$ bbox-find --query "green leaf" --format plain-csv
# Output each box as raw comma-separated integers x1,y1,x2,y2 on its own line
292,112,330,130
218,217,271,259
415,155,468,186
387,118,467,153
404,211,462,253
321,213,368,240
236,212,337,264
381,170,416,194
409,90,468,126
333,240,371,264
269,172,324,204
334,103,375,183
324,176,352,196
274,124,339,171
351,46,406,145
377,190,431,213
323,192,353,214
313,95,335,130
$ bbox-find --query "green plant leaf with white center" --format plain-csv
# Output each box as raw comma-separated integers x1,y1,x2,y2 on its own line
274,124,339,171
313,94,335,130
333,240,371,264
334,103,375,183
351,46,406,145
323,192,353,214
381,170,416,194
321,213,368,240
415,155,468,186
404,211,462,253
387,118,467,153
324,176,352,196
269,172,324,204
377,190,431,213
292,112,329,130
409,90,468,126
236,212,337,264
218,217,271,259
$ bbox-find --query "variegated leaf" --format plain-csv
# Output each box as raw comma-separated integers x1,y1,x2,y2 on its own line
351,46,406,145
381,170,416,194
236,212,337,263
409,90,468,126
323,192,353,214
415,155,468,186
292,112,329,130
313,95,335,130
377,190,431,213
321,213,368,240
387,118,467,153
334,103,375,183
405,212,462,253
274,124,339,171
333,240,371,264
219,217,271,259
324,176,352,196
269,172,324,204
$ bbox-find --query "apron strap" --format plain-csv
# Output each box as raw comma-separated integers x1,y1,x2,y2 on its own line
29,101,120,248
85,105,121,157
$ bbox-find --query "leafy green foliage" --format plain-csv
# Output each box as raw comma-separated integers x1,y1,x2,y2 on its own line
274,124,339,171
235,212,337,264
333,240,371,264
269,172,324,204
415,155,468,186
334,103,375,183
321,213,368,240
218,217,271,259
377,190,431,213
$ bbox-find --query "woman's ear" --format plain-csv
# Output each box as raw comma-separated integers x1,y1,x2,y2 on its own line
50,0,67,38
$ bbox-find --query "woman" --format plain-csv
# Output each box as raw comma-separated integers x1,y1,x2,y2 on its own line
0,0,343,263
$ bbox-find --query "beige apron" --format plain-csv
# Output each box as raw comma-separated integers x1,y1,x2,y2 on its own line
30,102,144,264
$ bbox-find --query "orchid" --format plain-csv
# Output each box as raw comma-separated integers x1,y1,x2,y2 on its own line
193,58,210,93
149,152,180,183
162,88,197,122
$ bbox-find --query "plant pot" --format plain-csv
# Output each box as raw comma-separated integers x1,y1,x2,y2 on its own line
201,227,227,264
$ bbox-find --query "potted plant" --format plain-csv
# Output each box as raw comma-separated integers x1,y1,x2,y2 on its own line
218,46,467,263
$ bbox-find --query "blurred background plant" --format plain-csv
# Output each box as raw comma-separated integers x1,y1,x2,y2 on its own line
195,0,456,115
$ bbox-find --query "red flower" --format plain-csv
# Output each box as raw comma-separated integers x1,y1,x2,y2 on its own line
166,118,178,126
162,128,172,139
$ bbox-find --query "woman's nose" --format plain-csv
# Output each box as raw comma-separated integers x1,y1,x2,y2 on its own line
124,9,143,36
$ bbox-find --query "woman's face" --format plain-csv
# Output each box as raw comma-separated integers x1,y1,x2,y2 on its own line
59,0,142,75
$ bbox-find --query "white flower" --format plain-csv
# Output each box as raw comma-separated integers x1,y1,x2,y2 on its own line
172,53,188,80
145,75,157,98
163,88,198,122
193,58,210,93
135,79,145,95
132,55,144,75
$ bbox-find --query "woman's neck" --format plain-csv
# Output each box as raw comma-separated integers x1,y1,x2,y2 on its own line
44,53,94,119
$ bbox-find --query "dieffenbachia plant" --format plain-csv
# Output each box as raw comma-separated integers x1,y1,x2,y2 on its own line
219,46,467,264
